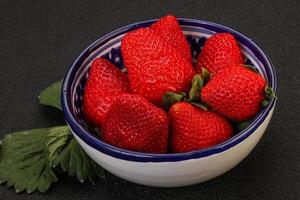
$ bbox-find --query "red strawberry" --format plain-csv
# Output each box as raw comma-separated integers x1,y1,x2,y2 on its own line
196,33,244,75
150,15,192,62
169,102,233,153
121,28,195,105
201,66,267,122
83,58,131,127
102,94,169,153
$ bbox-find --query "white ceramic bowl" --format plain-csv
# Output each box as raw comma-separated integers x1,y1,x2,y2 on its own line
61,18,277,187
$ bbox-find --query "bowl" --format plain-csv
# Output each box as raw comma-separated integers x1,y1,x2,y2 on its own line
61,18,277,187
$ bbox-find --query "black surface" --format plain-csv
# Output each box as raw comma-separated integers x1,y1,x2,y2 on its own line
0,0,299,199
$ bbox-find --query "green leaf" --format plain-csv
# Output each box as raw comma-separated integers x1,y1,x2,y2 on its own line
163,92,186,111
46,126,73,166
39,80,63,110
46,128,105,183
0,128,58,193
0,125,105,193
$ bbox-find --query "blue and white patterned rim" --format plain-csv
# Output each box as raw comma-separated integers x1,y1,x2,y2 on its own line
62,18,278,162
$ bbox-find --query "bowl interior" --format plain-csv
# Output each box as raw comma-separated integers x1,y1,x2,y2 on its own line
62,18,277,162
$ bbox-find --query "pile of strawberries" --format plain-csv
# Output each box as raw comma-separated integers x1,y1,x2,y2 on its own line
83,15,274,154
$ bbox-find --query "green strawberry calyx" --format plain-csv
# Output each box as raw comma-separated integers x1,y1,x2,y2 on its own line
163,68,210,111
187,68,210,102
262,85,276,107
242,64,259,73
163,92,186,111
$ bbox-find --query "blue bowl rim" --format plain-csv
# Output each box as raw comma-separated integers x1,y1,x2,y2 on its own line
62,18,278,162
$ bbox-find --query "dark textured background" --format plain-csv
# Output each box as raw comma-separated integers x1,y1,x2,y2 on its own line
0,0,299,199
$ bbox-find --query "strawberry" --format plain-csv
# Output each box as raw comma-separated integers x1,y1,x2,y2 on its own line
169,102,233,153
102,94,169,153
201,66,267,122
83,58,131,127
150,15,192,62
121,28,195,105
196,33,244,75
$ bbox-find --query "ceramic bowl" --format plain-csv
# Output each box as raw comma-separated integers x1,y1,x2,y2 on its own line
61,18,277,187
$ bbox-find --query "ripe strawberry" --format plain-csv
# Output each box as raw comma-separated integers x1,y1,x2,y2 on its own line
169,102,233,153
196,33,244,75
150,15,192,62
102,94,169,153
83,58,131,127
121,28,195,105
201,66,267,122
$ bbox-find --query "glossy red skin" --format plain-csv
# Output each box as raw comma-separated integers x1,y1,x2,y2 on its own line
169,102,233,153
102,94,169,153
196,33,244,75
201,66,267,122
150,15,192,63
83,58,131,127
121,28,195,105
